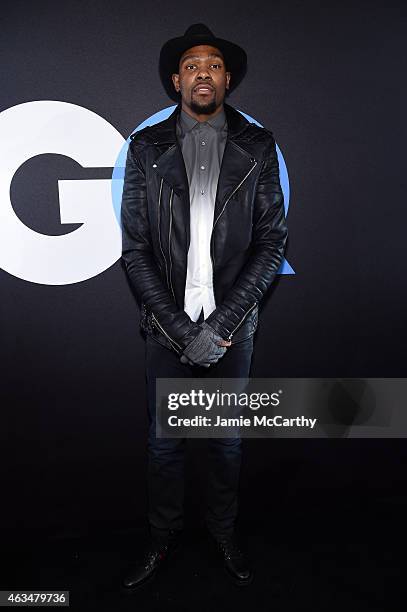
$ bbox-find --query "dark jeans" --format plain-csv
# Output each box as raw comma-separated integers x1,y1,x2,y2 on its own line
145,318,254,542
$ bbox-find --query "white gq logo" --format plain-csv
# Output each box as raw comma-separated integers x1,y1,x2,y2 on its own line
0,101,124,285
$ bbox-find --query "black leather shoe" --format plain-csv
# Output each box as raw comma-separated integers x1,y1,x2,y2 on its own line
214,533,253,586
121,530,180,591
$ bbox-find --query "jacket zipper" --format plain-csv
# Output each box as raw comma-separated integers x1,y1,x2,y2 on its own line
168,188,176,301
226,301,257,341
210,159,258,296
157,177,171,291
151,311,182,353
212,160,258,236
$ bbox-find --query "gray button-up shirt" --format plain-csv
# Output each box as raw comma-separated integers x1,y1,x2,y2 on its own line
176,107,228,322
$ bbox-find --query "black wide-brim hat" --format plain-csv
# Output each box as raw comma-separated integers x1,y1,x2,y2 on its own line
159,23,247,102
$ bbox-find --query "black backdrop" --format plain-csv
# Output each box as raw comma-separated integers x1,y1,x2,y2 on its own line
1,0,406,543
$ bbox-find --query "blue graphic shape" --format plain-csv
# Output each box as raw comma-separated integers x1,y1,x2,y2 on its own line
112,106,294,275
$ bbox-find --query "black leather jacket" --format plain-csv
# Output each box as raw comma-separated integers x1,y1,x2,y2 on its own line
121,102,288,355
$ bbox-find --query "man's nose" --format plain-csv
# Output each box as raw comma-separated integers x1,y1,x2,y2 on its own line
197,69,211,80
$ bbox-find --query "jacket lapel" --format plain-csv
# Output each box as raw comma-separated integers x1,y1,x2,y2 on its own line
213,139,256,225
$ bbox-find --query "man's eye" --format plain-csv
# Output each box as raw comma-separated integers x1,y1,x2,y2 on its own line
185,63,221,69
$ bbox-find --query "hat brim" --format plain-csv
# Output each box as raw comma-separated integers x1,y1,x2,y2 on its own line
159,34,247,102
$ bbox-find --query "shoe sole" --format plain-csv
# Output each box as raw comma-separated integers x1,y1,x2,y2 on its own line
224,566,254,587
121,572,156,594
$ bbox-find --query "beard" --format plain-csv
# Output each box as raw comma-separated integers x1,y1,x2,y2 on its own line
189,92,217,115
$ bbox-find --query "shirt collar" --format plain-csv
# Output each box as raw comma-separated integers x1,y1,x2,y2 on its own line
178,106,227,134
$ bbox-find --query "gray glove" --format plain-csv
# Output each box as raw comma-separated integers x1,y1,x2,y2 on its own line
180,321,227,367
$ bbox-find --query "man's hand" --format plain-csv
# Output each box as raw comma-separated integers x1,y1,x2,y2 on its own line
180,321,231,367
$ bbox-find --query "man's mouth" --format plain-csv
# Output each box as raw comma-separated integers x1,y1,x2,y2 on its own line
193,85,215,95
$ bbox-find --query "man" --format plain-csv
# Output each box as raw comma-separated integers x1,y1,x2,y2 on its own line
120,23,288,588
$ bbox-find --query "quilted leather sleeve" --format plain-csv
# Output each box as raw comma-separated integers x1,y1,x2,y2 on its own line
205,136,288,340
121,142,201,351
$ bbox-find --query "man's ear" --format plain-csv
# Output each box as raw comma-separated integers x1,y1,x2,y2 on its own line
172,73,180,93
226,72,231,90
